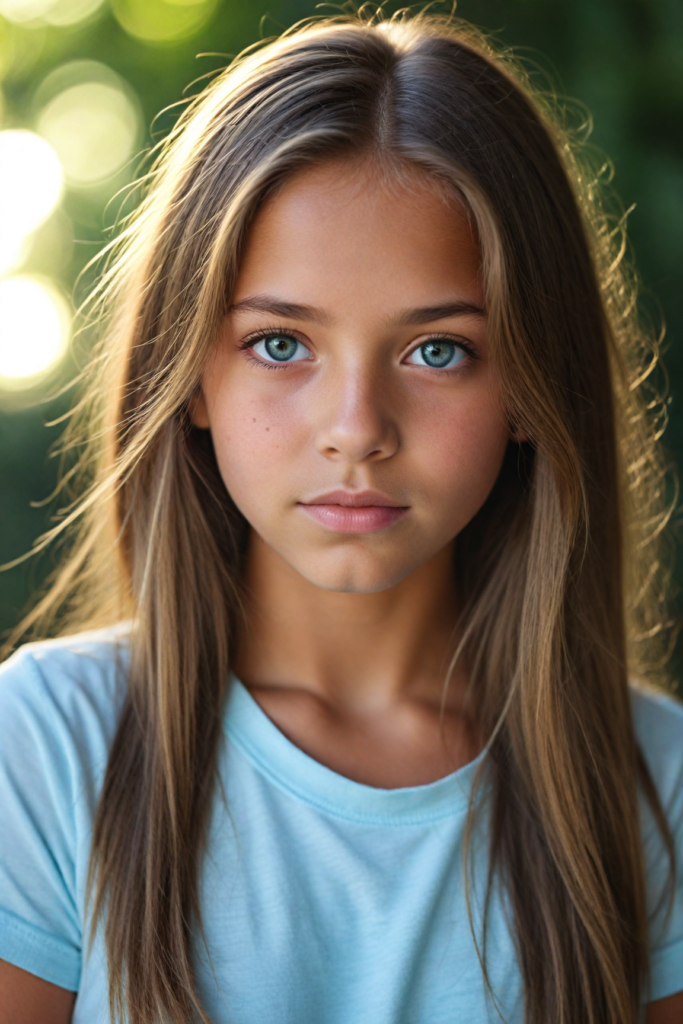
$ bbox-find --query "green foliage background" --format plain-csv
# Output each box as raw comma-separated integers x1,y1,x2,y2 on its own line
1,0,682,674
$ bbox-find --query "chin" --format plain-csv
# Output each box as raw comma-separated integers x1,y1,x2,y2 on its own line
296,551,419,594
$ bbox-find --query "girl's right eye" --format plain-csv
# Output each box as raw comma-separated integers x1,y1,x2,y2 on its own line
251,334,312,364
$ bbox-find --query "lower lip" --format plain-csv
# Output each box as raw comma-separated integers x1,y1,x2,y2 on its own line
299,504,408,534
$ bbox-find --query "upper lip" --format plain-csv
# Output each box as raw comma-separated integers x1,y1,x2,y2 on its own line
300,489,408,508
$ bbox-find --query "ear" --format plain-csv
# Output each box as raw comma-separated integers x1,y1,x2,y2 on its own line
508,417,528,444
188,388,211,429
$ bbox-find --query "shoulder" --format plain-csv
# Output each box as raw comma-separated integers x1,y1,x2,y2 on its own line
631,684,683,808
0,626,130,776
631,687,683,997
0,627,129,989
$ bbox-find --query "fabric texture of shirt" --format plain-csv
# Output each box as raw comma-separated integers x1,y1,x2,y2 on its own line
0,629,682,1023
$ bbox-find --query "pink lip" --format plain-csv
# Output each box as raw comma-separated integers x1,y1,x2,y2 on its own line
298,490,408,534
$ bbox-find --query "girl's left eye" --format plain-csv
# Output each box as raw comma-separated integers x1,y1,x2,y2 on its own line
407,340,468,370
252,334,311,363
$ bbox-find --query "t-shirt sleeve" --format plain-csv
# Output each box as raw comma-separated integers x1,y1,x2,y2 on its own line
633,687,683,1002
0,647,83,990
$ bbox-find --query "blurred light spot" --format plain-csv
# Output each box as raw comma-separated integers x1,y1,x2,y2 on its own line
112,0,218,43
0,0,54,22
0,130,63,232
0,235,31,278
0,130,63,275
0,275,70,385
44,0,106,25
34,58,121,106
37,64,141,187
0,0,103,23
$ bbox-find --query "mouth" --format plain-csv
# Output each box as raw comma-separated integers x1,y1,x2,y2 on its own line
297,489,409,535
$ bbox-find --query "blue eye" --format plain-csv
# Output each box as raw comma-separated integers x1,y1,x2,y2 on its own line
253,334,310,363
409,340,467,369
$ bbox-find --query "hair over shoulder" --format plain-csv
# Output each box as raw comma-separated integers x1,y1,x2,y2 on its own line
13,9,676,1024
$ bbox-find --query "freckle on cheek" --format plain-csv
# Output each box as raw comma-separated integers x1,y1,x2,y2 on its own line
266,427,270,432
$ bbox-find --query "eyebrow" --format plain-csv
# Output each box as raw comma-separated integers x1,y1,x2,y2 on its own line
226,294,486,326
227,295,331,324
394,301,486,325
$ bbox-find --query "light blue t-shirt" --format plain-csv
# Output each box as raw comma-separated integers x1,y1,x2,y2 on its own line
0,629,682,1023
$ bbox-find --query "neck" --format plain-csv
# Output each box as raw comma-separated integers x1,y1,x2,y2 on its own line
235,532,465,715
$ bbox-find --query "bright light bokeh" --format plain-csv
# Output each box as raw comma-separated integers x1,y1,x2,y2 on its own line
111,0,218,43
0,130,64,276
0,235,31,278
0,276,70,384
44,0,105,25
0,0,103,23
37,73,141,187
0,0,53,21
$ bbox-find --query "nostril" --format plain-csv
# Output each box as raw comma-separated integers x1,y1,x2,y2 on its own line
314,394,400,463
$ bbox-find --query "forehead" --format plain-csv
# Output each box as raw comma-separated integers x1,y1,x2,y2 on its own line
234,159,483,316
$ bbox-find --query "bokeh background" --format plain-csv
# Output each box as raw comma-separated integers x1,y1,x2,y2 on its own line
0,0,682,674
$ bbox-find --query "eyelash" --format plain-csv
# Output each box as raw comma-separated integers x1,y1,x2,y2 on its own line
409,334,477,373
239,328,477,373
239,328,307,371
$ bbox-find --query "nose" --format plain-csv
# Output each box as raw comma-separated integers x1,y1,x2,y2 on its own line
315,364,399,464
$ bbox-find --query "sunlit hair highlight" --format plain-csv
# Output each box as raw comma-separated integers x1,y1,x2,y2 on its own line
8,9,676,1024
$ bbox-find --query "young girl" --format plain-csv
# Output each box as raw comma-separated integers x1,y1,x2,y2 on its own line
0,11,681,1024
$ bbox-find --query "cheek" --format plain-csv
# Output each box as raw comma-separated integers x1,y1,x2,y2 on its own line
206,375,307,506
411,389,509,514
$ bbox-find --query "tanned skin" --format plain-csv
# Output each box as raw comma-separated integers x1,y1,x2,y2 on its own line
2,161,680,1022
0,961,75,1023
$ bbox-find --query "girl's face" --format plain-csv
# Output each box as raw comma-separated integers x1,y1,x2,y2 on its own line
194,159,512,593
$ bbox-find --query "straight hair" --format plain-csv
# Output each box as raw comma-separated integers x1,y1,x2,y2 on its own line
12,10,675,1023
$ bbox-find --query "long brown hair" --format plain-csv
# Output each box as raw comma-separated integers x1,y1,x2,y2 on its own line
11,10,675,1023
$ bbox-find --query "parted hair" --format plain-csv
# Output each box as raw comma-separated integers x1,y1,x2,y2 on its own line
13,9,675,1023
